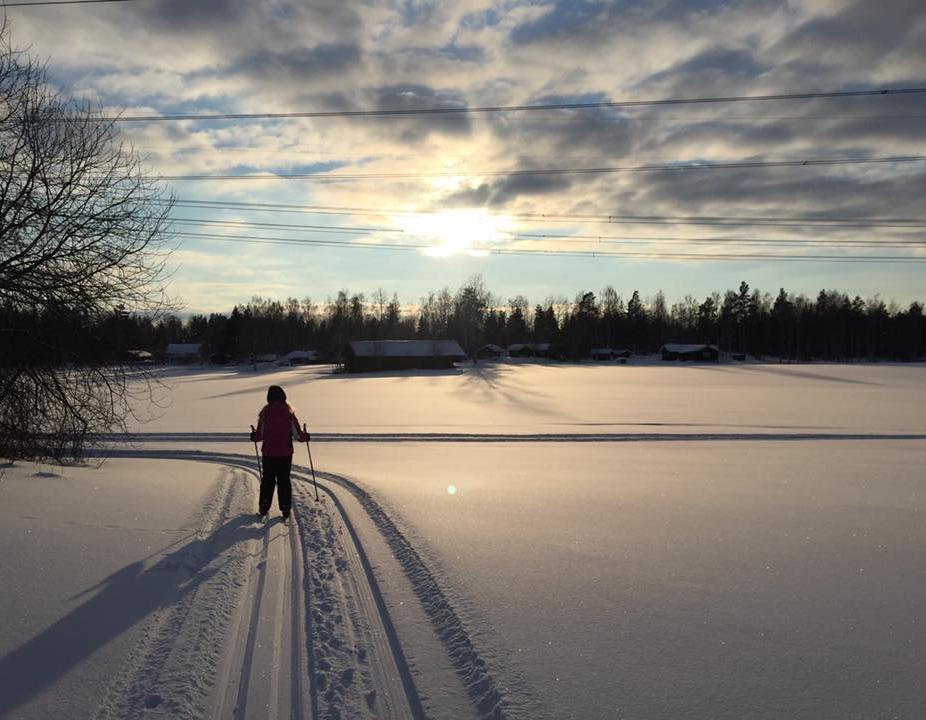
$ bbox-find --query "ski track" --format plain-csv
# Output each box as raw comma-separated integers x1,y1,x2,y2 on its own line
293,466,518,720
95,431,926,444
93,466,255,720
89,450,487,719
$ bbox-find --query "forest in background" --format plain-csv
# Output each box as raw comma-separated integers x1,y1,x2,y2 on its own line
31,276,923,363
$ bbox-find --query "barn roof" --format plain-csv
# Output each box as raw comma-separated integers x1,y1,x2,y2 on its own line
348,340,465,358
661,344,718,353
165,343,202,355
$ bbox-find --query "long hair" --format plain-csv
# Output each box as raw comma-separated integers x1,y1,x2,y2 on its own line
263,385,295,414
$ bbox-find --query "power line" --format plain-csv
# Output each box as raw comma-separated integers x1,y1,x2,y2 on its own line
167,199,926,229
174,231,926,263
169,217,926,247
2,0,136,6
159,155,926,182
108,87,926,122
170,218,404,234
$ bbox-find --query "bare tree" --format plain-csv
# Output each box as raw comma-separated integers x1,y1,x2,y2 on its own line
0,26,174,463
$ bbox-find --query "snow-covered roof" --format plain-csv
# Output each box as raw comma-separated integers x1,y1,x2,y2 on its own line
480,344,503,352
508,342,552,352
349,340,465,357
285,350,318,360
165,343,202,355
591,348,613,354
661,344,718,353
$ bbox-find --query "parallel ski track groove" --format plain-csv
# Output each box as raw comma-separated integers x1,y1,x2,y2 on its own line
100,451,432,718
94,449,519,719
98,431,926,443
233,516,269,720
295,473,426,720
293,465,515,720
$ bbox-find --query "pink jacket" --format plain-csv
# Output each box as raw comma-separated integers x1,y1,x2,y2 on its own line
250,402,308,457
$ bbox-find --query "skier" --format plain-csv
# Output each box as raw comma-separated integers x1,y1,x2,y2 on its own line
250,385,308,519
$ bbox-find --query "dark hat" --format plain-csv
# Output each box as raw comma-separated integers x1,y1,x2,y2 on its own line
267,385,286,404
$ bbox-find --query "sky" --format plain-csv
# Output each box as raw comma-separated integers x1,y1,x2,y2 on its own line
6,0,926,314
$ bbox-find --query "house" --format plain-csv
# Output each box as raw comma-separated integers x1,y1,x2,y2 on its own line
125,349,154,364
660,343,719,362
508,342,556,359
344,340,465,373
590,348,614,361
165,343,202,364
284,350,319,365
477,344,504,360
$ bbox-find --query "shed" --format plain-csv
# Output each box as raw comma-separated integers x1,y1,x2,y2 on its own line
344,340,465,373
508,342,555,359
284,350,319,365
590,348,614,361
165,343,202,364
477,344,504,360
660,343,719,362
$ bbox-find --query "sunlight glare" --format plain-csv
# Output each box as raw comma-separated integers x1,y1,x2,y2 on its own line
400,210,508,257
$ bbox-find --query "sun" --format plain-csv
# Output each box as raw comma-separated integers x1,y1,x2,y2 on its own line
400,209,507,257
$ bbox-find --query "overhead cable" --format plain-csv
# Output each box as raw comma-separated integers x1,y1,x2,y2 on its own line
167,199,926,229
107,87,926,122
159,155,926,182
173,232,926,263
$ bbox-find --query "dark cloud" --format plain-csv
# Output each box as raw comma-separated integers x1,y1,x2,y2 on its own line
644,47,768,97
232,44,363,82
439,171,576,208
365,84,472,141
772,0,926,68
620,166,926,220
508,0,770,47
142,0,249,31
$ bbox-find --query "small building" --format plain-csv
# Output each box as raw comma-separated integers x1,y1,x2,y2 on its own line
344,340,465,373
477,344,504,360
165,343,202,364
255,353,278,364
126,349,154,364
284,350,319,365
590,348,614,361
660,343,719,362
508,342,556,359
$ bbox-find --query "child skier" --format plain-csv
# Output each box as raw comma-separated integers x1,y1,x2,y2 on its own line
250,385,308,519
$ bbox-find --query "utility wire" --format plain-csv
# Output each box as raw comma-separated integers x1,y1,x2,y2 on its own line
108,87,926,122
159,155,926,182
174,231,926,263
169,217,925,247
167,199,926,229
2,0,136,6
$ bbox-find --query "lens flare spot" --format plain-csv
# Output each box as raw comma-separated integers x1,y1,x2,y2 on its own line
447,485,457,495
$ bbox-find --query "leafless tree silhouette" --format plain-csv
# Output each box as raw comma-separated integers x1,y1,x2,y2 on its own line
0,23,175,462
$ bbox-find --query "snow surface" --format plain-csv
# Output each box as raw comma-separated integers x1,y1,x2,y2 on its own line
1,362,924,719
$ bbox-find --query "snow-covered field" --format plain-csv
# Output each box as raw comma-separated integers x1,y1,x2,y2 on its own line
1,362,924,719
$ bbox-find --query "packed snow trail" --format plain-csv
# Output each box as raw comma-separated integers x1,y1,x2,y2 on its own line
87,451,502,719
96,430,926,443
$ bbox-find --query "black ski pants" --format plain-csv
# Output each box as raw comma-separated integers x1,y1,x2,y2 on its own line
259,455,292,513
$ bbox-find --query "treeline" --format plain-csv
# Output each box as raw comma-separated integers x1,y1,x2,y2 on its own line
23,278,924,363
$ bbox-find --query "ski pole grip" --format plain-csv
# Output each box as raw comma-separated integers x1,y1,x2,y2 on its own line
303,422,310,442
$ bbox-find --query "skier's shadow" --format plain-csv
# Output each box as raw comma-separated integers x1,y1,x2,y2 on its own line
0,513,266,717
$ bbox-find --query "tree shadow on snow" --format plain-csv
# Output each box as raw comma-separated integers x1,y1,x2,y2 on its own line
0,513,264,717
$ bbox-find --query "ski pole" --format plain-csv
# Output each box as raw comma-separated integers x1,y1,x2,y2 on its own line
303,423,319,501
250,425,262,477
